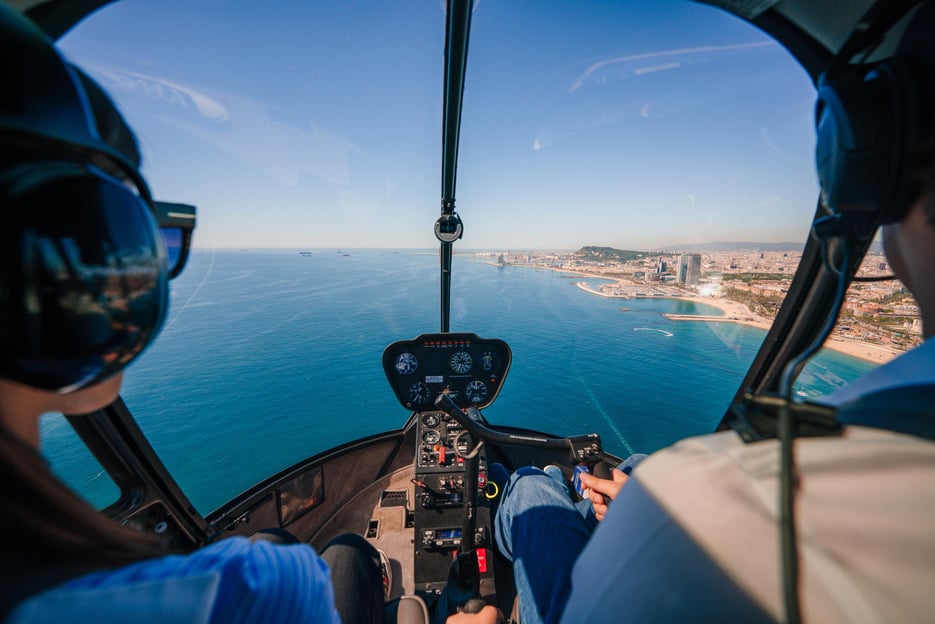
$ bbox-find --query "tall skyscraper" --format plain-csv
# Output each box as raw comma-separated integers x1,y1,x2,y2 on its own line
677,253,702,286
687,254,702,287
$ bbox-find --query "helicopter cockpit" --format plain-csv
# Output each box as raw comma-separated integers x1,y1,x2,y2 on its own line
3,0,934,622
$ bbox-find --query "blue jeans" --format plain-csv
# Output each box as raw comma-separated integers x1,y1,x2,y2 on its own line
494,456,647,624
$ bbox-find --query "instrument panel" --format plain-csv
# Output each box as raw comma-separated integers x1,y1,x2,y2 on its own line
382,333,511,410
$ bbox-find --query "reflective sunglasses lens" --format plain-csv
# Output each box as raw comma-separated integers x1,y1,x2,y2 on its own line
161,227,183,271
1,170,168,391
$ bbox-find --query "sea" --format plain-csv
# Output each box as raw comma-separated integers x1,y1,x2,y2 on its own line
40,249,875,514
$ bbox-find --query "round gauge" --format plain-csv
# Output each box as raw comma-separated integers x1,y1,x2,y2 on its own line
422,430,440,445
449,351,473,374
395,352,418,375
480,350,498,372
407,381,432,406
465,380,488,403
422,413,440,427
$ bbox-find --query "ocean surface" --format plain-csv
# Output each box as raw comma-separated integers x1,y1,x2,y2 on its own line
41,250,875,513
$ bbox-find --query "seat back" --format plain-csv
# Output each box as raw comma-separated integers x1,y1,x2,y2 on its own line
836,384,935,441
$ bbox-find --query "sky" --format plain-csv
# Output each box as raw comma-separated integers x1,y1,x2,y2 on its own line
59,0,821,250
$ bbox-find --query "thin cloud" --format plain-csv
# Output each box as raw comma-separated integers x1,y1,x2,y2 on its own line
640,100,653,118
90,66,231,122
634,62,681,76
87,65,360,187
570,41,775,92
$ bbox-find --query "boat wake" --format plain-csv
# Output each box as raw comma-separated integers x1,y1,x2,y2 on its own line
633,327,674,337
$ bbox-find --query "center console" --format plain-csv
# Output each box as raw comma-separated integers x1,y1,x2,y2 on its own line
382,333,511,597
412,410,492,594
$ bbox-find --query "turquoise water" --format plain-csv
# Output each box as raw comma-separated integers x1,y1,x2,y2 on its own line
41,250,874,513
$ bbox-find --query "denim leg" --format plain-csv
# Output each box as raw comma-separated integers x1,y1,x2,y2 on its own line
495,467,591,624
319,533,383,624
543,465,599,530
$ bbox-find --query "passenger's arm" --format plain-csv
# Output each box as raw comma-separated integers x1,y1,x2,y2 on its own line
580,468,629,521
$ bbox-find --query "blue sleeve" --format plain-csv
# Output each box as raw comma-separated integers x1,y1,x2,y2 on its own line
10,537,339,624
206,538,339,624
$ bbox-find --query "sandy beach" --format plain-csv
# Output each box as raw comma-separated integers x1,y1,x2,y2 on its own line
661,295,899,364
563,270,901,365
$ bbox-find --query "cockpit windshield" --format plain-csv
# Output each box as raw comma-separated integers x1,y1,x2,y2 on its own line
44,0,914,514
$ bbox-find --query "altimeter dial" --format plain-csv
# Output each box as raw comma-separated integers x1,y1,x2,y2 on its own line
465,380,488,403
449,351,473,374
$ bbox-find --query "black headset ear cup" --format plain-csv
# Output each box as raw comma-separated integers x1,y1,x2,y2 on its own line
815,57,920,224
0,163,168,392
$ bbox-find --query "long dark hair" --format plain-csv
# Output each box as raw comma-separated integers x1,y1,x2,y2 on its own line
0,420,166,613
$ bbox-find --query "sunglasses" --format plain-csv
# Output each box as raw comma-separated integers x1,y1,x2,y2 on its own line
154,201,197,279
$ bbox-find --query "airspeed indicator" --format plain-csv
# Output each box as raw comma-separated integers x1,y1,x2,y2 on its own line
449,351,473,374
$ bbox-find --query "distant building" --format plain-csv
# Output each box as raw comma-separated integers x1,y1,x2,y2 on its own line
659,261,667,273
687,254,702,287
677,253,702,286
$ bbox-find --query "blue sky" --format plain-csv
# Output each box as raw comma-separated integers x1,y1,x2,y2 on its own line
59,0,819,250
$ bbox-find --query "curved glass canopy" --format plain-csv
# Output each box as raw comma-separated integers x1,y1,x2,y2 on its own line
43,0,890,513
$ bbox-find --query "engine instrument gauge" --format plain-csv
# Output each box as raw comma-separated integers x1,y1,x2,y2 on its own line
408,381,432,406
422,430,440,445
465,380,488,403
449,351,473,374
480,350,498,372
422,413,440,427
395,352,418,375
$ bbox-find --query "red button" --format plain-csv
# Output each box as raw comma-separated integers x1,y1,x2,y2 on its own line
477,548,488,573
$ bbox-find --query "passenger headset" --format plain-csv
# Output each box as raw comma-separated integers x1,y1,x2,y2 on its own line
0,5,169,393
776,4,931,623
814,0,928,231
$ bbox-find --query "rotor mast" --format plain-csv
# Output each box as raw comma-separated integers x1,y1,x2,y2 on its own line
436,0,472,333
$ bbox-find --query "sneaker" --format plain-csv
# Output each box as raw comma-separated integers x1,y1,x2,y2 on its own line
377,548,393,601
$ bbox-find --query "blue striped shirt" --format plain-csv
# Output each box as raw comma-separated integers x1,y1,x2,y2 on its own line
8,537,339,624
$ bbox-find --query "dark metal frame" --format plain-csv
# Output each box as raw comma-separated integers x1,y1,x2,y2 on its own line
28,0,887,537
66,397,207,546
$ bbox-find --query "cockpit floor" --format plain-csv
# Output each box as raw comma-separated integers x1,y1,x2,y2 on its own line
366,467,417,597
310,465,417,598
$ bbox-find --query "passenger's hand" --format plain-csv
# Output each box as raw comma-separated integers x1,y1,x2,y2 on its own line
580,468,628,521
445,604,503,624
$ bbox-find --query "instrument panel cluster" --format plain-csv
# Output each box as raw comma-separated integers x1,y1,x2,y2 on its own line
382,333,511,410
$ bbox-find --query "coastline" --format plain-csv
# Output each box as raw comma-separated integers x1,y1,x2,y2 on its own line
661,295,898,364
537,265,901,365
